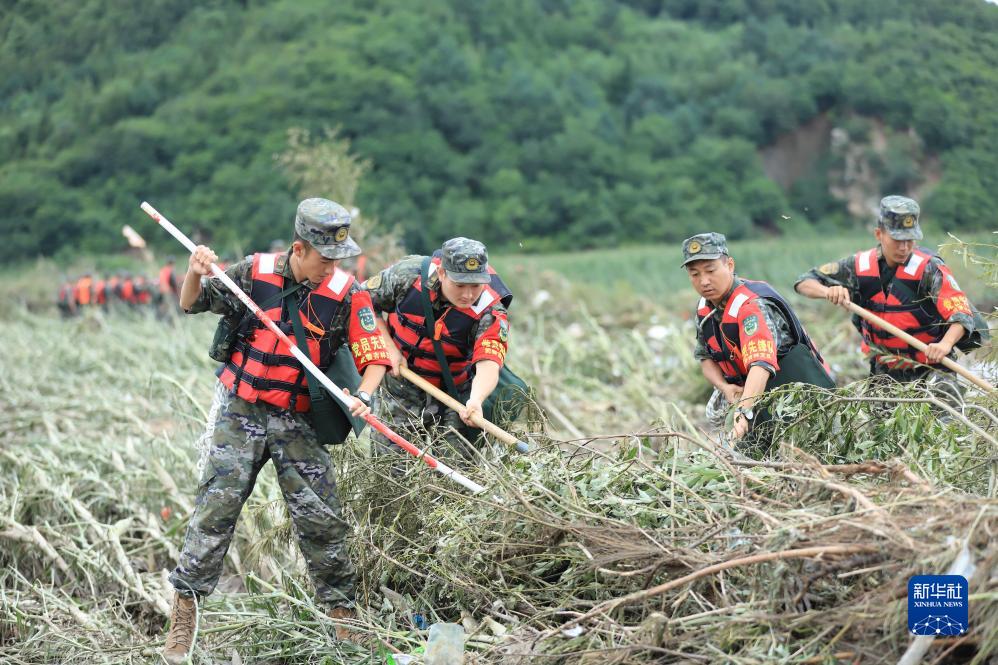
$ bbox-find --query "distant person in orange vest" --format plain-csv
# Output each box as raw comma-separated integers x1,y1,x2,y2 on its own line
57,280,77,317
106,274,122,307
135,275,153,306
354,255,368,282
796,195,989,396
159,256,179,300
93,275,108,307
119,273,137,305
74,273,94,307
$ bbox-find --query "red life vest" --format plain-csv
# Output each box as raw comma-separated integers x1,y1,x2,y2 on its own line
120,279,136,303
388,255,512,388
696,280,828,386
853,247,947,367
219,253,354,412
159,265,177,295
93,280,107,305
135,277,152,305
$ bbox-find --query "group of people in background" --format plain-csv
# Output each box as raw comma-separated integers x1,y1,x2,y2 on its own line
55,256,219,318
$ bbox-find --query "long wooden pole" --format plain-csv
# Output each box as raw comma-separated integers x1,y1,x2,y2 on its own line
844,301,994,392
399,367,530,453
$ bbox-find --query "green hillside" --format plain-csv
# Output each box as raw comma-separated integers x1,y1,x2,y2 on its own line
3,0,998,261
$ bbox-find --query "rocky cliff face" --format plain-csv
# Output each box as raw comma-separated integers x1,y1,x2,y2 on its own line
761,113,939,221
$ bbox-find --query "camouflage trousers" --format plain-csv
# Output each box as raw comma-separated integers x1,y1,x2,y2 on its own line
705,388,731,430
371,374,483,462
170,383,355,608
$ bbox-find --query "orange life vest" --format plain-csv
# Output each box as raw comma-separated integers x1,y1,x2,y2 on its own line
853,247,949,367
75,276,93,306
388,255,512,388
219,253,354,411
696,280,828,386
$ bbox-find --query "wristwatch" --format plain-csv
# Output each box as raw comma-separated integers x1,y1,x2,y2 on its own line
735,406,754,422
356,391,372,407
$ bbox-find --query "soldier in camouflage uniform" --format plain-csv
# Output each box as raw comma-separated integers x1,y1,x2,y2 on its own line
162,199,390,664
684,233,834,449
795,195,988,395
362,237,512,461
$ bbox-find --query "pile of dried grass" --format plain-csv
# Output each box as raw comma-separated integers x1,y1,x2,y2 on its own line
339,419,997,664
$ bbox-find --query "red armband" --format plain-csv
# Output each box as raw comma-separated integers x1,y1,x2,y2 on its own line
348,290,391,372
935,264,973,319
738,302,779,371
471,312,509,366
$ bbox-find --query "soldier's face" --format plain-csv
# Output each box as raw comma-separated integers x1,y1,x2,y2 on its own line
292,242,340,283
437,267,486,308
875,228,915,267
685,257,735,303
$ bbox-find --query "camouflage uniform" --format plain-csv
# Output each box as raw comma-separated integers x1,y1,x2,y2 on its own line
794,196,987,386
694,277,794,426
684,232,834,446
363,240,509,460
170,199,382,609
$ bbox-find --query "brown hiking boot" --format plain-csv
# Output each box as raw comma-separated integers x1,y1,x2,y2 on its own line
162,592,197,664
327,606,359,642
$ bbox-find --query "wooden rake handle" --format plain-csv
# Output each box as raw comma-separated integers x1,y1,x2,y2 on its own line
399,367,530,453
843,301,994,393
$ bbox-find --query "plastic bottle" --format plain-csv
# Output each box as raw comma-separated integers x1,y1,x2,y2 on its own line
424,622,465,665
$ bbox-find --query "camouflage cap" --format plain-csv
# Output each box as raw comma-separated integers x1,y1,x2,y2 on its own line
681,232,729,267
294,198,361,260
440,237,491,284
878,195,922,241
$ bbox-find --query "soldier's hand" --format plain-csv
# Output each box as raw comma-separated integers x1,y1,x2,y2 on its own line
386,343,407,378
461,398,484,427
722,384,743,406
825,285,851,306
188,245,218,277
342,388,371,418
924,341,953,364
731,413,751,440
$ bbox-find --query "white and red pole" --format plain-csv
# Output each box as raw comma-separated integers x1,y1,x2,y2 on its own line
140,201,486,494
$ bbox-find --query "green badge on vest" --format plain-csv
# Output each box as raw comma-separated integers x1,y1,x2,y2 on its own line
358,306,376,332
498,318,509,342
742,314,759,337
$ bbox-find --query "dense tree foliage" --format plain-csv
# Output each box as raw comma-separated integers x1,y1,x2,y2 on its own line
2,0,997,260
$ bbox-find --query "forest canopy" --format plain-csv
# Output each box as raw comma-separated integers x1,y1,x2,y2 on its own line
2,0,997,260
